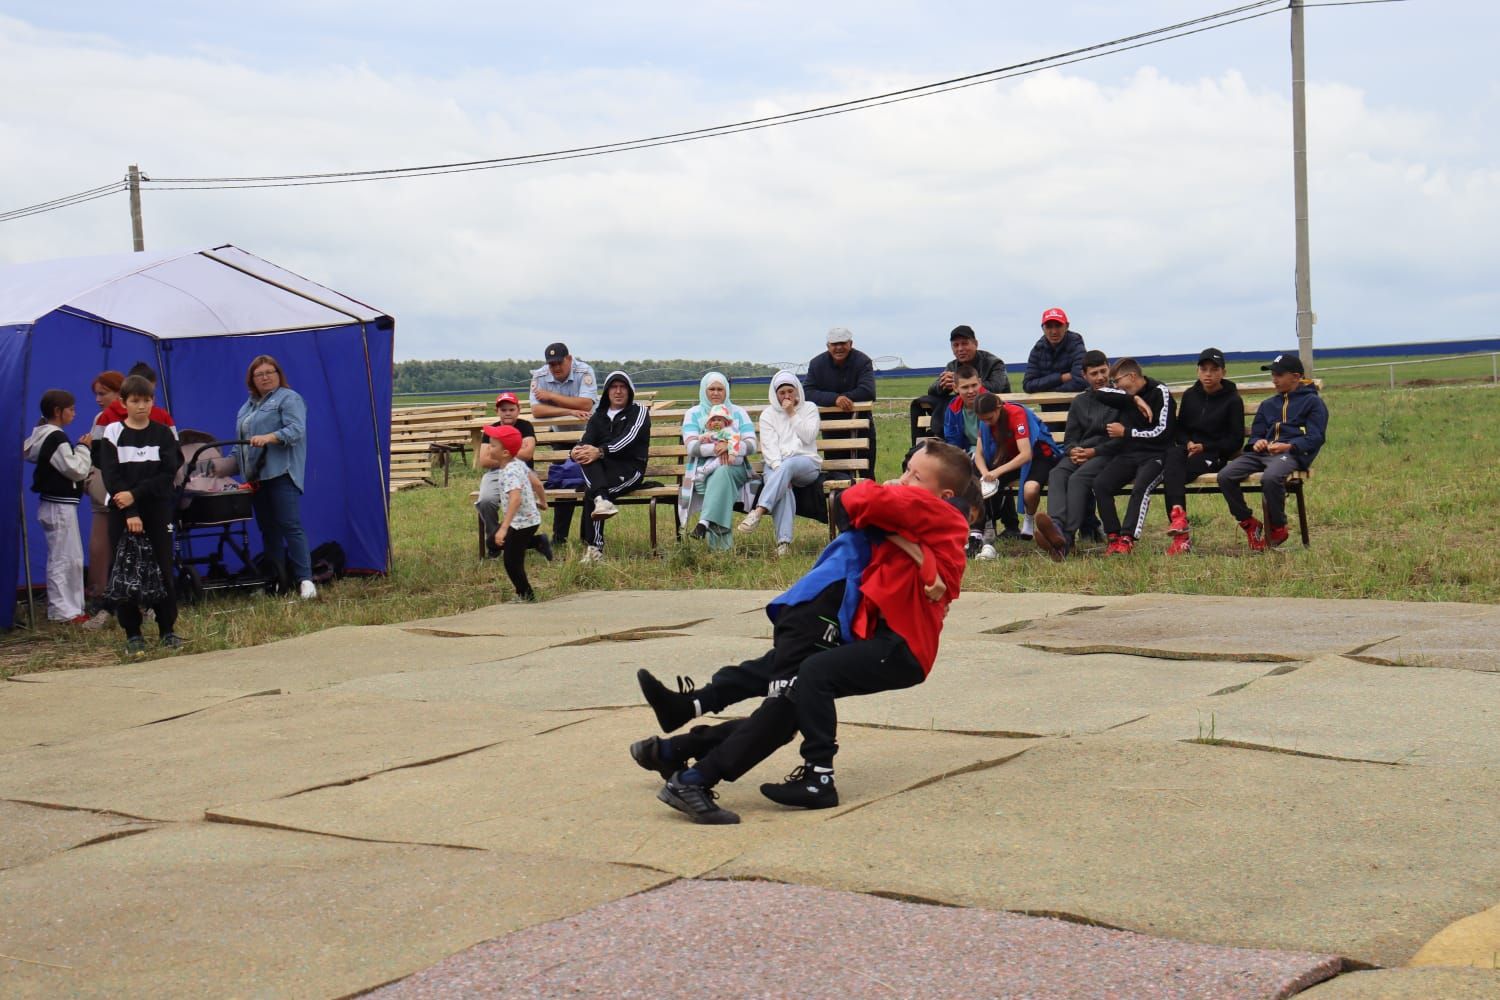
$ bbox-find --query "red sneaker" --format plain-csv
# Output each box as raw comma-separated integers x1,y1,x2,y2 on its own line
1266,523,1290,548
1167,505,1190,536
1166,533,1192,556
1239,517,1266,552
68,613,91,625
1105,533,1133,555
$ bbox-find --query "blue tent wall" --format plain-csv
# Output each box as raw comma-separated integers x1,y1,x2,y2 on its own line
7,310,393,629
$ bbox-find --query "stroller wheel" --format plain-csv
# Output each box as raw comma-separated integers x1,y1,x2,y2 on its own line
178,566,205,606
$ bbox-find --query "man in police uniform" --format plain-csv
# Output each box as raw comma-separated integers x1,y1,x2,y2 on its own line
530,342,598,421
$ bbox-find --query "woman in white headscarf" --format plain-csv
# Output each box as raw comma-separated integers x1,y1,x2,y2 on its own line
737,371,821,557
678,371,756,550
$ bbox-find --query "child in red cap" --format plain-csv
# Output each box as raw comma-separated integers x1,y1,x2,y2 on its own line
480,423,542,601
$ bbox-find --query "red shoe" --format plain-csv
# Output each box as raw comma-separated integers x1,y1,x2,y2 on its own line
1105,533,1133,555
1167,505,1190,536
1266,523,1290,548
1166,533,1192,556
67,613,91,625
1239,517,1266,552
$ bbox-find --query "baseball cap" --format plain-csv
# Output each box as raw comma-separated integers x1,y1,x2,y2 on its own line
494,391,519,408
544,342,570,363
1041,308,1069,327
1196,348,1227,367
949,324,977,342
826,326,853,345
481,423,523,454
1261,352,1306,375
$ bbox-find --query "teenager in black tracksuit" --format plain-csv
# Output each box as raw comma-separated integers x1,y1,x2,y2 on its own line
1089,359,1176,551
551,370,650,554
96,384,182,645
1155,349,1245,551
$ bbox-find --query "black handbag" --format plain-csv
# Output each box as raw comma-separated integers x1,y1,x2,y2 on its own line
104,533,168,606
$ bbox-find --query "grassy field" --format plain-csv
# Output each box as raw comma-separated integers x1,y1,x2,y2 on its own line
394,352,1500,408
6,380,1499,678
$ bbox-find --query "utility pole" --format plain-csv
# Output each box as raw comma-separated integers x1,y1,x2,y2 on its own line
127,164,145,252
1290,0,1314,373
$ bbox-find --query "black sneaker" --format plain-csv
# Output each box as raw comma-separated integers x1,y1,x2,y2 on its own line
760,764,839,809
160,633,186,650
659,773,740,824
629,736,675,779
533,535,554,562
689,522,709,541
966,532,984,558
637,669,696,732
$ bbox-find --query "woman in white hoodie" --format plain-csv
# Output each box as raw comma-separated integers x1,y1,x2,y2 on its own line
738,371,822,556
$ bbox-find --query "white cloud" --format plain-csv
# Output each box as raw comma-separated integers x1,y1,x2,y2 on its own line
1,13,1495,370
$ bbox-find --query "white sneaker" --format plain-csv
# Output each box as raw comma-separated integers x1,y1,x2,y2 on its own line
1020,515,1035,540
579,546,604,564
298,579,318,600
737,509,764,533
976,544,998,561
591,497,618,520
775,542,791,558
82,608,112,630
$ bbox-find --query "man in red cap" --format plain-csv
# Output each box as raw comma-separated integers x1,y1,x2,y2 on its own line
1022,308,1088,394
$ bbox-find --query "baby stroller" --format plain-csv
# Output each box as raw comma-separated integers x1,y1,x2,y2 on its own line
172,432,271,603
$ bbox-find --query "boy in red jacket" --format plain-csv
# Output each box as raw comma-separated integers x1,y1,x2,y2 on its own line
643,438,972,824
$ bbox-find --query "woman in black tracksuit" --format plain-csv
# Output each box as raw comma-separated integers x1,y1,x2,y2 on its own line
553,370,651,560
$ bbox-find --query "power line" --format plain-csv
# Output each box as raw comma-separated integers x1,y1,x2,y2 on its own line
0,181,127,223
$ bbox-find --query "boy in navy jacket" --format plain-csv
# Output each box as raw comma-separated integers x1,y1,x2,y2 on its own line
1217,351,1328,550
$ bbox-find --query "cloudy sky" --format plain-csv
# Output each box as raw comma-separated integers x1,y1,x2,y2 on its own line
1,1,1495,369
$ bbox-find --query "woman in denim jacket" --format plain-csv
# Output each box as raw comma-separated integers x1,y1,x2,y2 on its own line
235,355,314,599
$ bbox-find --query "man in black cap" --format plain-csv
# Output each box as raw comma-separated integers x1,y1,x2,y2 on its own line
909,325,1010,441
529,343,598,421
1217,351,1328,551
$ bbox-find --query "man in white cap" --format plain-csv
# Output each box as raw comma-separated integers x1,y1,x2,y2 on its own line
803,327,877,476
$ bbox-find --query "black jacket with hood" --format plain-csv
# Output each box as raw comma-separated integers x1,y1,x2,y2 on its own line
1175,379,1245,461
580,370,651,469
1091,377,1176,454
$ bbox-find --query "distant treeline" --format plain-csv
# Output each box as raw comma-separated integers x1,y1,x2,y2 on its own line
393,358,781,394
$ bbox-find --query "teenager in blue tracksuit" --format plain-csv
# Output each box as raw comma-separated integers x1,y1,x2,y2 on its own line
1218,351,1328,550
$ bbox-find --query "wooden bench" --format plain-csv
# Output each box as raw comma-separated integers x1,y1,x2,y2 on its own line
922,383,1319,546
469,403,874,556
389,402,485,491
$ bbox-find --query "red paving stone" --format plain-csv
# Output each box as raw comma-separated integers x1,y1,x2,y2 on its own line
367,879,1343,999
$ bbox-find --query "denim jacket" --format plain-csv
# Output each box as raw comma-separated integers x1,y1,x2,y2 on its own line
236,387,308,491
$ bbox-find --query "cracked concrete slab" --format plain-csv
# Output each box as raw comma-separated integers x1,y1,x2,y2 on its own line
0,822,667,1000
1351,610,1500,673
0,692,600,822
328,635,768,712
1297,969,1500,998
0,680,254,753
934,591,1128,637
1115,655,1500,766
370,879,1342,1000
11,626,550,697
0,801,154,871
210,708,1033,878
715,736,1500,967
403,589,776,638
836,639,1271,736
1002,594,1495,662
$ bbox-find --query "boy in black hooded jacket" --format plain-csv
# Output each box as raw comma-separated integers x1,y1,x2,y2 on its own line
1153,348,1245,554
552,370,650,562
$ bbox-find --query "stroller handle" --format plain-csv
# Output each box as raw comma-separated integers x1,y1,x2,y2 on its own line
185,439,253,470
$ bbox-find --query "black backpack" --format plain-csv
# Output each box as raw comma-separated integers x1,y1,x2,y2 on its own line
309,541,346,584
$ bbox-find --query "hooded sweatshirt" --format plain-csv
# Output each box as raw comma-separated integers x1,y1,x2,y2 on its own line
759,371,822,472
1249,380,1328,468
579,370,651,467
1176,378,1245,461
25,424,93,504
1022,330,1088,393
1091,377,1176,454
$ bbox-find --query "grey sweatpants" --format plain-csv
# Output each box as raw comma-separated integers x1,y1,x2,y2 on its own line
1217,452,1302,526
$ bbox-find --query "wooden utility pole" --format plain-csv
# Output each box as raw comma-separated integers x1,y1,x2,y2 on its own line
128,164,145,251
1290,1,1314,372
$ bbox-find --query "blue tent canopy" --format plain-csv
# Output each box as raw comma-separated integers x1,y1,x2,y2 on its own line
0,245,393,628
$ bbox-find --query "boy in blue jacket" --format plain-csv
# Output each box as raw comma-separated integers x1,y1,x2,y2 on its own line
1217,351,1328,550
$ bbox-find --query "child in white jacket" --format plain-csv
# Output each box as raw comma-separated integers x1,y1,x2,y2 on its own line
738,371,822,555
24,390,93,622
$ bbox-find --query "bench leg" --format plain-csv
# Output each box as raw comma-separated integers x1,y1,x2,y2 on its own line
476,511,486,560
649,499,658,553
1294,482,1310,547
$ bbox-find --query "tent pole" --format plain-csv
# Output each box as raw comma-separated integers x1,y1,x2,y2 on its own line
360,324,393,575
18,481,35,630
199,251,370,325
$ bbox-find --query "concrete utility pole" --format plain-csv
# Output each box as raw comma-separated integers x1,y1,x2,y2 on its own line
1290,0,1314,373
127,164,145,252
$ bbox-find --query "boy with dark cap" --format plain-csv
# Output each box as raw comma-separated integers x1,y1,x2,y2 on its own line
1159,348,1245,555
1217,351,1328,550
910,325,1011,439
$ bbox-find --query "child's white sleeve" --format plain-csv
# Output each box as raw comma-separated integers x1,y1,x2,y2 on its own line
52,440,93,482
